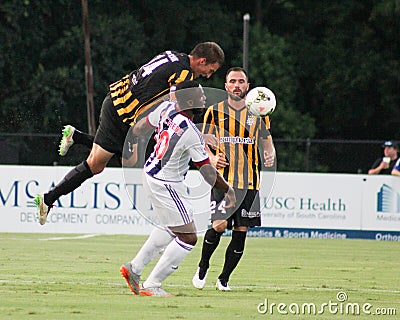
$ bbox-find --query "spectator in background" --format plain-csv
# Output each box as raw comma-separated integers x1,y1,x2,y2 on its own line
368,141,399,175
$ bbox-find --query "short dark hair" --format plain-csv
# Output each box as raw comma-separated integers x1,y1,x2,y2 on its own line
226,67,249,81
190,42,225,66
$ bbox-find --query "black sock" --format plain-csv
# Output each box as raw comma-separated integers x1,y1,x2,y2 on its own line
73,130,94,149
198,228,223,277
44,161,93,206
218,230,247,283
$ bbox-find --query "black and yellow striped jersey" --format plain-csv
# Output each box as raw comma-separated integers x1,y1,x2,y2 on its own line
202,100,271,190
109,51,194,126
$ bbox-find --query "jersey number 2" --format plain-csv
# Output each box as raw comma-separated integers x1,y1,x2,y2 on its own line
155,130,170,159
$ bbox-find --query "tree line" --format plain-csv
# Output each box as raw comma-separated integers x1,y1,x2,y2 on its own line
0,0,399,170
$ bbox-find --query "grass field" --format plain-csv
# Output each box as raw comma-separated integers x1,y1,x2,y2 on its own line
0,233,399,319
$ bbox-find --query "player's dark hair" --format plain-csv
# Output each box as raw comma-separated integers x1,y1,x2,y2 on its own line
175,80,200,92
190,42,225,66
175,81,202,109
226,67,249,81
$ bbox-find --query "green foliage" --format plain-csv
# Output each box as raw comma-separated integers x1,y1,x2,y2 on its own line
1,0,400,170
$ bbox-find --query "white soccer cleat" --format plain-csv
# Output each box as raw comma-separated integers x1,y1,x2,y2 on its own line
59,125,75,156
216,278,231,291
192,267,208,289
139,286,173,297
35,194,51,225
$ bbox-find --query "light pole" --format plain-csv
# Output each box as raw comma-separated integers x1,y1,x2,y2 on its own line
243,13,250,73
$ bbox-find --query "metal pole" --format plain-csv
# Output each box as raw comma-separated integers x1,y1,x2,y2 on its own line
243,13,250,73
305,138,311,172
82,0,96,135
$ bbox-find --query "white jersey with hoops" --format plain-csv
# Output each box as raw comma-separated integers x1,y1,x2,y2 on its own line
145,101,209,182
142,101,210,228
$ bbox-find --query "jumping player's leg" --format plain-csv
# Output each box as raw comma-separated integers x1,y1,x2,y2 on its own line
36,92,129,225
36,143,113,225
71,129,94,148
59,125,95,156
44,144,113,206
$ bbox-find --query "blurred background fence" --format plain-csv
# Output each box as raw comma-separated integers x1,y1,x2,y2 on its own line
1,133,394,174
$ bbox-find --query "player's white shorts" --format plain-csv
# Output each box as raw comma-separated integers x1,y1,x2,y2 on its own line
143,173,194,228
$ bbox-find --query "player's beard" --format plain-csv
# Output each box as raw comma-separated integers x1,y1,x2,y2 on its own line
229,89,247,101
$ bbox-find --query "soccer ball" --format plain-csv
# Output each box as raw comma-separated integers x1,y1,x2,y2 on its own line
245,87,276,117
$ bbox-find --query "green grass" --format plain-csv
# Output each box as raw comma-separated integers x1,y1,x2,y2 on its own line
0,233,399,319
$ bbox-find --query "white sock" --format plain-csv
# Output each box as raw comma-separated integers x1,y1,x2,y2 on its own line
130,227,174,275
143,238,194,288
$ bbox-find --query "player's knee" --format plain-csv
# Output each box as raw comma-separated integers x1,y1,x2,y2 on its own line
177,233,197,246
212,220,227,233
86,157,106,175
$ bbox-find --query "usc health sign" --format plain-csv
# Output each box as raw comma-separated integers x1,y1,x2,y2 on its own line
254,172,400,240
1,166,400,240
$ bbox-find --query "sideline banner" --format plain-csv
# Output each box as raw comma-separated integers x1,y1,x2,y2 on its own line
259,172,362,230
0,166,399,239
0,166,155,234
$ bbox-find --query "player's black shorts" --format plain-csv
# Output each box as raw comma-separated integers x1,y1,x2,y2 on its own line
211,188,261,229
94,93,131,155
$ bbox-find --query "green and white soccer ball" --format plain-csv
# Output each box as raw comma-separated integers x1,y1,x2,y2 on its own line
245,86,276,117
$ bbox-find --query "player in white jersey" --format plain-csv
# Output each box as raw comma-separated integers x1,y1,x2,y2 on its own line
120,81,236,296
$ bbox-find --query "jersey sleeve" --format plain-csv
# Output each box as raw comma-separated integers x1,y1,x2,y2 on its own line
169,55,194,86
259,115,271,139
172,69,194,85
183,127,210,166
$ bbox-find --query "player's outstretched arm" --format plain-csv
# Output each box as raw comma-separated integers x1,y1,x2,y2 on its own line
262,136,276,167
199,164,236,208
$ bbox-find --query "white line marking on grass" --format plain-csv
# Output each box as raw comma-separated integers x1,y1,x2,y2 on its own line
38,234,100,241
4,234,101,241
1,279,399,294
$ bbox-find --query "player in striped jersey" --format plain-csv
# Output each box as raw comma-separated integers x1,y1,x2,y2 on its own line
192,67,276,291
120,81,235,296
35,42,224,225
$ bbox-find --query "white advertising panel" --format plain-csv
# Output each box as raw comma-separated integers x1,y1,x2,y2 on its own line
0,166,154,234
260,172,363,229
1,166,400,239
360,175,400,231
